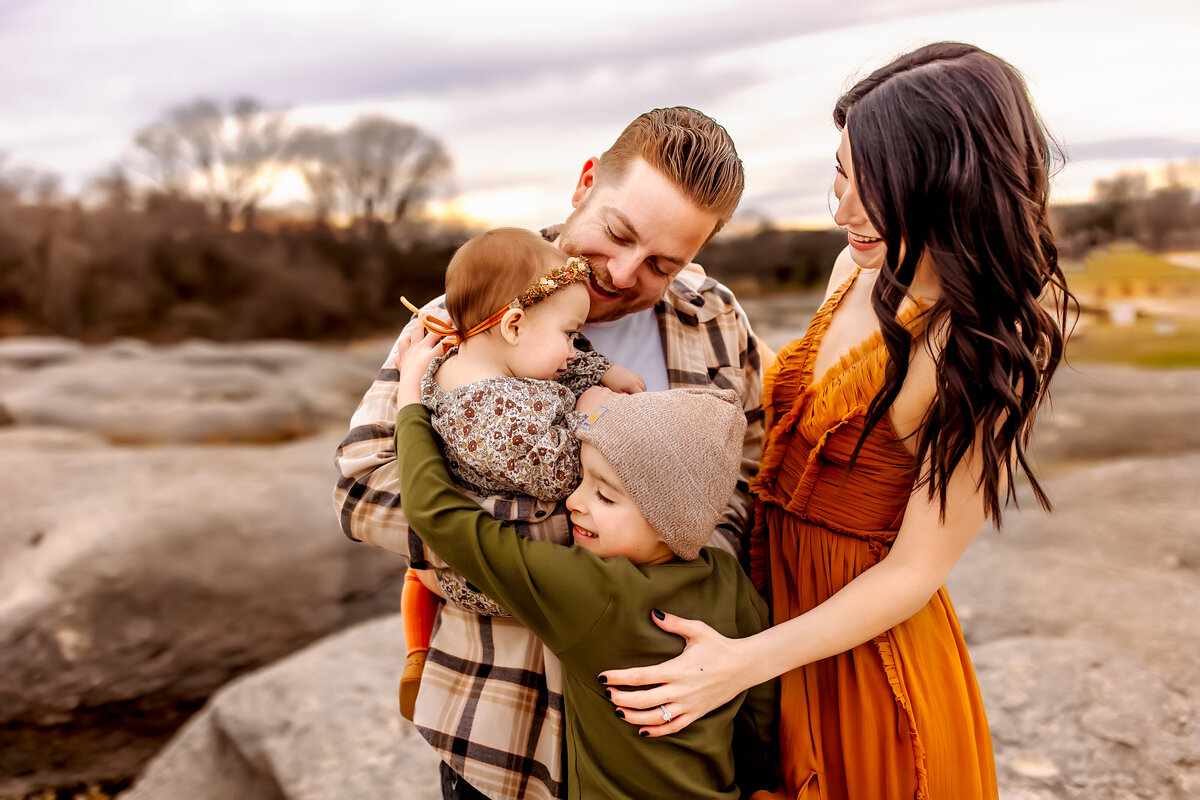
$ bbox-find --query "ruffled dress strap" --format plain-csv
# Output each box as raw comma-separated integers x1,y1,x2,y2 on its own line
754,269,860,495
760,268,861,432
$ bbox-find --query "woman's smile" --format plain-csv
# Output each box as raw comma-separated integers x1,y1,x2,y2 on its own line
846,230,883,251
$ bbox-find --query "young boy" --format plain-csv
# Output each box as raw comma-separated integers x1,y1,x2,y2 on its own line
395,337,777,799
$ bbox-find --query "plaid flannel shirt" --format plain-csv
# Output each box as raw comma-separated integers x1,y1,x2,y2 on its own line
332,244,766,800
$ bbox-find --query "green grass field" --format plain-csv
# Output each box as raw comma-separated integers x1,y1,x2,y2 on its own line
1066,316,1200,367
1067,246,1200,290
1064,247,1200,367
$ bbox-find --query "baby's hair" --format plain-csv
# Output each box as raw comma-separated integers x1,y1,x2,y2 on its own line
445,228,565,332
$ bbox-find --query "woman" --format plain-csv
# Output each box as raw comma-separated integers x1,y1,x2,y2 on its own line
599,42,1071,799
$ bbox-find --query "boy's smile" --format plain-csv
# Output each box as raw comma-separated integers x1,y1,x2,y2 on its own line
572,523,598,540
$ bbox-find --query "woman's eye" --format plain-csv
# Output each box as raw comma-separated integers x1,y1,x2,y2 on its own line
834,163,847,178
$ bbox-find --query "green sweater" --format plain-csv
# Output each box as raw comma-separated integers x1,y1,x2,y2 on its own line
396,404,777,799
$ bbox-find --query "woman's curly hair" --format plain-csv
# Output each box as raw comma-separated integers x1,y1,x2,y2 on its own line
834,42,1075,524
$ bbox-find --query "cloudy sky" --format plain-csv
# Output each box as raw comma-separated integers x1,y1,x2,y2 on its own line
3,0,1198,229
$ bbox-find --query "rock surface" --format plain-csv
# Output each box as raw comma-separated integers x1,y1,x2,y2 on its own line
0,426,407,796
1028,365,1200,466
974,637,1199,799
0,337,388,445
123,615,440,800
949,452,1200,693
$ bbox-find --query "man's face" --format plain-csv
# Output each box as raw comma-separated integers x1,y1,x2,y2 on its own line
557,157,719,323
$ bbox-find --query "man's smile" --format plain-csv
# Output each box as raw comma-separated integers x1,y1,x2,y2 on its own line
587,271,620,298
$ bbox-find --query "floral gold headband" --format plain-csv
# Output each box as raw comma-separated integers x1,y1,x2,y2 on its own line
513,256,592,308
401,255,593,346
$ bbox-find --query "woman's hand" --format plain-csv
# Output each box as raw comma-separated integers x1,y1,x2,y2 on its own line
599,611,752,738
394,327,449,407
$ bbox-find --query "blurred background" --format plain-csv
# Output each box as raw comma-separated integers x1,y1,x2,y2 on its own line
1,1,1197,798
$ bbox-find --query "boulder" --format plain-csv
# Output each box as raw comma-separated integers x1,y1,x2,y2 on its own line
0,337,391,445
0,336,86,370
124,615,440,800
0,428,407,796
975,637,1199,799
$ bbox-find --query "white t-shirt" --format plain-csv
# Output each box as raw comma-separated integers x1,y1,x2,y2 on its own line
581,307,670,392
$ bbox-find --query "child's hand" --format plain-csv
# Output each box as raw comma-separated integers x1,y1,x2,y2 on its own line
576,385,619,416
394,327,449,407
600,364,646,395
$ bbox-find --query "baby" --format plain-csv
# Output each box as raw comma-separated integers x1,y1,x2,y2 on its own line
396,330,778,797
398,227,643,717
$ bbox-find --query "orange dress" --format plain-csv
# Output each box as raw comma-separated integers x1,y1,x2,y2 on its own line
749,269,997,800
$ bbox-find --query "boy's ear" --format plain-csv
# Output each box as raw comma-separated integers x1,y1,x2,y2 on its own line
498,307,524,345
570,157,600,208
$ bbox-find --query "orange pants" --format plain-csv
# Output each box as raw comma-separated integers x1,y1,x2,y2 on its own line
402,568,439,657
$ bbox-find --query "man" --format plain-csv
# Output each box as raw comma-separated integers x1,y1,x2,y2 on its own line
333,106,767,800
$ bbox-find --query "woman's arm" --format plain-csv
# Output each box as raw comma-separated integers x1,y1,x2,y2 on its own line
603,453,989,735
601,339,992,736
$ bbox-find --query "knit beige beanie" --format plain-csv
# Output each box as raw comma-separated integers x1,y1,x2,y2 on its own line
574,388,746,560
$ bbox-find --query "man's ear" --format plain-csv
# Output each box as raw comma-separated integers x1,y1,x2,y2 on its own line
498,307,524,345
571,157,600,208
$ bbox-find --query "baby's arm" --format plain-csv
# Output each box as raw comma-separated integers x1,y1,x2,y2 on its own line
599,363,646,395
397,403,615,650
556,348,614,397
559,347,644,400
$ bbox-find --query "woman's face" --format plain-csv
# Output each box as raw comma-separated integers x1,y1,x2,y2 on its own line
832,126,887,271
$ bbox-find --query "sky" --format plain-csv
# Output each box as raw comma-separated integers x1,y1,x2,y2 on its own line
2,0,1198,230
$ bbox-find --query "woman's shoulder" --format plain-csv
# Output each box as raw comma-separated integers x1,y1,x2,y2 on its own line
824,245,858,295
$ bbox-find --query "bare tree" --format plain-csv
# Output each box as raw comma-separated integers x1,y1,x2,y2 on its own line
1093,171,1151,242
130,97,289,228
287,127,341,224
130,122,189,195
287,115,451,228
0,154,63,206
88,165,135,211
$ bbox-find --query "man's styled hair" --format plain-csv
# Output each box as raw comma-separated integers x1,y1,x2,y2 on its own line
597,106,744,235
444,228,562,332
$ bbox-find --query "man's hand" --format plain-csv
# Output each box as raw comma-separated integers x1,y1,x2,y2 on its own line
395,328,450,407
576,385,619,416
599,364,646,395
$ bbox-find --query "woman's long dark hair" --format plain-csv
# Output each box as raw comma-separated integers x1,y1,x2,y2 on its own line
834,42,1073,524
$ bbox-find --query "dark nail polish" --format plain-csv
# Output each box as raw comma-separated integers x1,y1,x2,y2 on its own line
652,608,665,620
605,688,612,699
615,709,625,719
639,730,649,737
598,675,608,685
